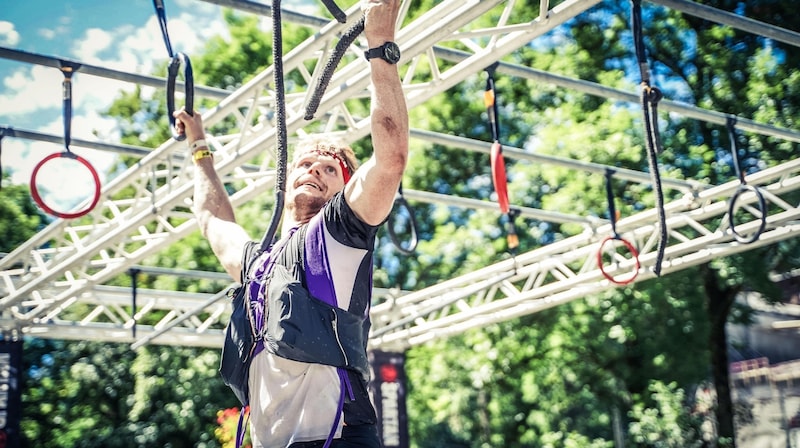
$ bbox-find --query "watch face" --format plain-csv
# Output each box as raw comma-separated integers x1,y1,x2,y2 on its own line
383,42,401,63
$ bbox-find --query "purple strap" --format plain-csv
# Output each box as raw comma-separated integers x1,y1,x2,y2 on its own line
305,215,337,307
250,227,299,359
235,406,249,448
305,214,355,448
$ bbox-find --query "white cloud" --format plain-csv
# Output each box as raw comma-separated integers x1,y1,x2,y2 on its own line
0,65,62,117
159,12,226,56
37,28,56,40
0,21,20,46
73,28,114,64
3,138,52,185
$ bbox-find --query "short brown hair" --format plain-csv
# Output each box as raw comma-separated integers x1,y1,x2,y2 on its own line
292,136,359,177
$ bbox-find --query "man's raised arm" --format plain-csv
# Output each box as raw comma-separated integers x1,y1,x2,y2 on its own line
345,0,410,226
174,109,252,281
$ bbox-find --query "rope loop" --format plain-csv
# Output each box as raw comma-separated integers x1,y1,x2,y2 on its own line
598,169,640,284
630,0,667,276
30,151,101,219
30,62,101,219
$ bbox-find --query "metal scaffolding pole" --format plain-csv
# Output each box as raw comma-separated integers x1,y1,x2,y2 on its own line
0,46,230,100
649,0,800,49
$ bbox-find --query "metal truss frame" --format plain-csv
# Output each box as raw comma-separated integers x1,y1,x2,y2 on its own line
1,0,798,350
371,158,800,350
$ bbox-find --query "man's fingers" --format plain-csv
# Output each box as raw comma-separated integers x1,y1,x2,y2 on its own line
362,0,400,40
171,107,205,143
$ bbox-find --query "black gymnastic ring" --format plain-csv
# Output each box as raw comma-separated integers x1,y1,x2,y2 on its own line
166,52,194,141
30,151,101,219
597,235,640,285
386,194,418,256
728,184,767,244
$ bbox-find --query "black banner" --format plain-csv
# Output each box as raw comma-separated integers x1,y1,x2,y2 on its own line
0,340,22,448
369,350,409,448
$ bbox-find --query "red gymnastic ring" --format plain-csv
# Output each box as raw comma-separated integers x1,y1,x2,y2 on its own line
491,141,510,214
596,235,641,285
30,151,101,219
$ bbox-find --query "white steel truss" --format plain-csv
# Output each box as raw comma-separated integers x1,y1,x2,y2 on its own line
1,0,798,350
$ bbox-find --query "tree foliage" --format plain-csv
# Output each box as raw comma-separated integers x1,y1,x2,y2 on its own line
22,338,236,447
0,179,47,253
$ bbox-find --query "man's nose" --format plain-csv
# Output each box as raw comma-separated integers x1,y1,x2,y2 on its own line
307,162,321,175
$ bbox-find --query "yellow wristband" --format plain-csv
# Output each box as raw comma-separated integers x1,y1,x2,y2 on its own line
193,149,214,163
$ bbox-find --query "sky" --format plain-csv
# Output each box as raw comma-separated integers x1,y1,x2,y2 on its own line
0,0,317,213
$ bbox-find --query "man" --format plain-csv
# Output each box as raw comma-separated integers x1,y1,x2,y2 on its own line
173,0,408,446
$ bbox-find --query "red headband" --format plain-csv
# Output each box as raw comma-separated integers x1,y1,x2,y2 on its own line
311,149,352,183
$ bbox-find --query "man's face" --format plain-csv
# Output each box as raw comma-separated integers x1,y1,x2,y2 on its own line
286,149,348,212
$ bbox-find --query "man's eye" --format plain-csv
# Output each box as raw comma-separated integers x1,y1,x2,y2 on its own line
325,166,337,175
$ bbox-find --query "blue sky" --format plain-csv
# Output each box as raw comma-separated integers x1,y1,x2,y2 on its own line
0,0,316,211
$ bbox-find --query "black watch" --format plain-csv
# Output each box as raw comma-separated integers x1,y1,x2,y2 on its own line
365,42,401,64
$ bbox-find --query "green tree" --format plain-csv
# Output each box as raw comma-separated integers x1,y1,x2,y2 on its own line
0,178,47,253
22,339,234,447
628,381,705,448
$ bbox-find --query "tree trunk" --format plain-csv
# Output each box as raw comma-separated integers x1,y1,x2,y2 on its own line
701,264,739,447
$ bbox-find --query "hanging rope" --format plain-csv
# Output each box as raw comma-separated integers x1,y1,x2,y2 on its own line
233,6,294,444
630,0,667,276
303,0,360,119
725,116,766,243
597,169,640,285
484,64,519,255
30,62,101,219
304,17,365,120
153,0,194,141
386,183,419,255
258,0,290,252
320,0,347,23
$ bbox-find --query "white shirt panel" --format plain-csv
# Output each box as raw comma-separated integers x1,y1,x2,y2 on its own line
248,353,341,448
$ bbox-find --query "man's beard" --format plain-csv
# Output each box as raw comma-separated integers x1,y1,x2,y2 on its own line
288,192,327,222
